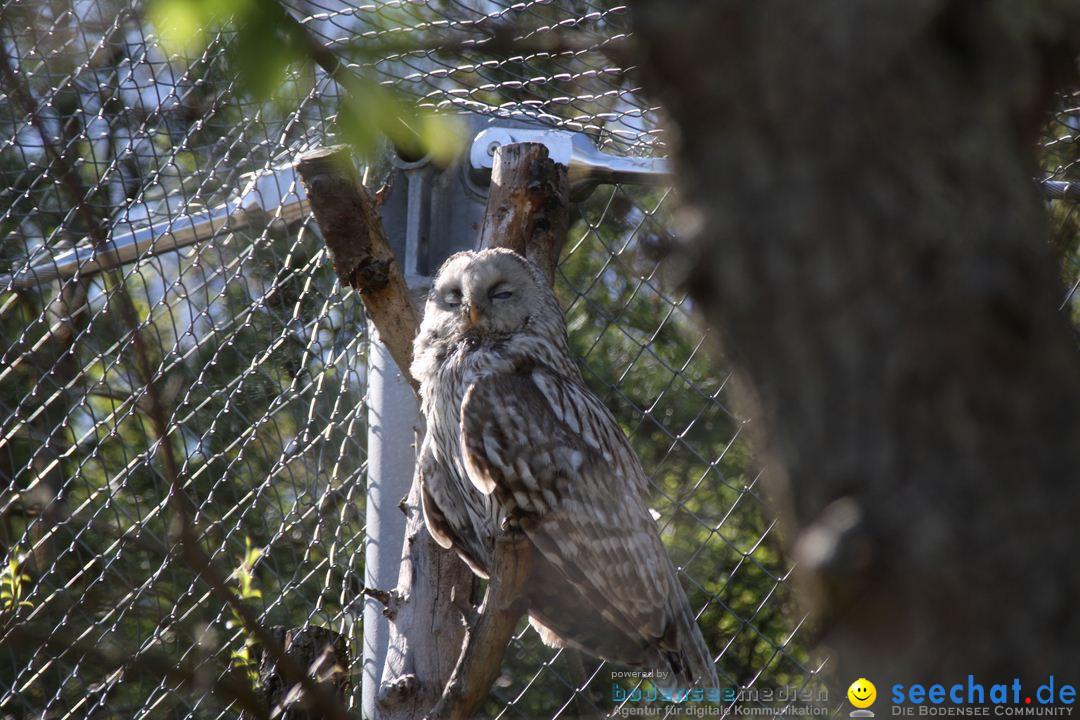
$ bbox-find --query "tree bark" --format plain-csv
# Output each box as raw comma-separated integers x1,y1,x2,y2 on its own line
425,534,534,720
478,142,570,282
296,146,420,391
630,0,1080,683
375,478,474,720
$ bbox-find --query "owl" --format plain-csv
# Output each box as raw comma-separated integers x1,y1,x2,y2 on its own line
410,248,718,689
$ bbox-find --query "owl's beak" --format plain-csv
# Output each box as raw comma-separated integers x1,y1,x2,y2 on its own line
467,303,481,328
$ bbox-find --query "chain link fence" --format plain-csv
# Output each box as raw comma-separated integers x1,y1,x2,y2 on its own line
1,1,1078,718
1042,90,1080,325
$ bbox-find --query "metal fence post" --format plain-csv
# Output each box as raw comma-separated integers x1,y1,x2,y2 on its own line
360,132,490,717
362,329,419,720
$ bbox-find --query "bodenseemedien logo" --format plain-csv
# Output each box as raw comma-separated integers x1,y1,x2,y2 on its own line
848,678,877,717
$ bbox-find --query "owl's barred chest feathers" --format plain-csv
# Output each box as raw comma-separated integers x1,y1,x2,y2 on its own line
418,331,583,532
420,333,580,415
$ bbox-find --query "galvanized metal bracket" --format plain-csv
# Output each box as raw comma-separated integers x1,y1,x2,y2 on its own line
468,125,671,201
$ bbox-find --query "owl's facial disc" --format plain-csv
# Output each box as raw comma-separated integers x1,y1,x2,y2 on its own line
458,276,526,336
431,251,538,342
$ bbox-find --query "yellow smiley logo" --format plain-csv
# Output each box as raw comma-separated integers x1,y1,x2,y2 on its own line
848,678,877,709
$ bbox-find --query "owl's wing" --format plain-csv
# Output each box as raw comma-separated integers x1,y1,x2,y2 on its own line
417,434,494,576
459,367,695,656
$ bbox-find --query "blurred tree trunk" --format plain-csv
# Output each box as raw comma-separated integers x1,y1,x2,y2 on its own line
630,0,1080,682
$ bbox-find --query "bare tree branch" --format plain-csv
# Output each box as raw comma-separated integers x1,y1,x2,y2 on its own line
478,142,571,283
1,624,269,719
425,534,535,720
296,146,420,392
376,479,474,720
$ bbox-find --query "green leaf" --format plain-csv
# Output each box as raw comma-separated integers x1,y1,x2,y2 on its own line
148,0,210,55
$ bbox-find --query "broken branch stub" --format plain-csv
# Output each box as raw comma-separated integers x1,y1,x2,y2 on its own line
478,142,570,282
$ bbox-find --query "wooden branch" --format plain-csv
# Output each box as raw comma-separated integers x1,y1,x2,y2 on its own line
295,146,419,391
377,480,474,720
478,142,570,282
3,624,269,718
425,534,535,720
425,143,570,720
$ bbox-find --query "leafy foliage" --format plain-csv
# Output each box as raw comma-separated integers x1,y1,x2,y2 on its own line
226,538,265,685
0,553,33,615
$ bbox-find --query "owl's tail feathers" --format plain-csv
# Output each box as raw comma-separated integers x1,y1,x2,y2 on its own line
653,600,719,691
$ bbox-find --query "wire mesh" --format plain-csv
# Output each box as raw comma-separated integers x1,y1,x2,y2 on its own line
1041,89,1080,326
0,1,1077,719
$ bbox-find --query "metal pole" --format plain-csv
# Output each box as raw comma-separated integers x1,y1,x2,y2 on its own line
362,328,418,720
361,151,437,720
